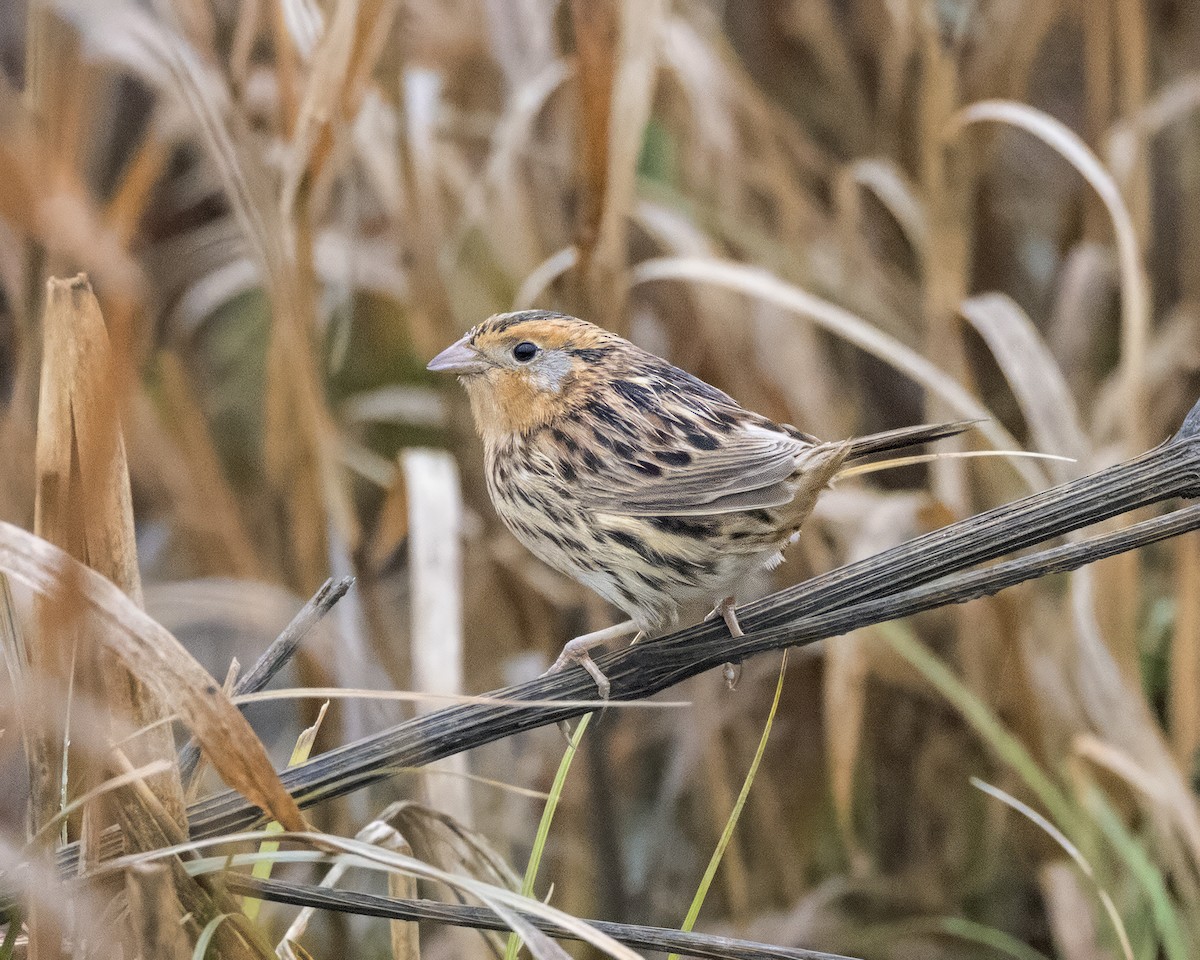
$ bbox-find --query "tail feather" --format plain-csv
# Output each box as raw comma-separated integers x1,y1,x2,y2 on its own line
843,420,978,462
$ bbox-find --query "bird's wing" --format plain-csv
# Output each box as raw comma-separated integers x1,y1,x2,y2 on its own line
579,424,808,516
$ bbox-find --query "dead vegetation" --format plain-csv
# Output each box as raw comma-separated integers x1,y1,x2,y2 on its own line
1,1,1200,958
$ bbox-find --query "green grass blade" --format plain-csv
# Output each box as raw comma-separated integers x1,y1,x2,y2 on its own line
242,701,328,921
938,916,1054,960
504,711,592,960
0,907,20,960
862,917,1051,960
1084,785,1191,960
878,623,1079,835
667,652,788,960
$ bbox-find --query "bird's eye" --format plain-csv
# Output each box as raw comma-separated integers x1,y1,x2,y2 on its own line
512,341,539,363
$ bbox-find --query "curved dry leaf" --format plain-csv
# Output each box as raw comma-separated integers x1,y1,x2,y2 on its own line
1106,74,1200,181
0,521,307,832
164,830,642,960
168,256,261,338
842,157,928,258
960,292,1090,481
513,246,578,309
949,99,1150,452
1047,243,1117,403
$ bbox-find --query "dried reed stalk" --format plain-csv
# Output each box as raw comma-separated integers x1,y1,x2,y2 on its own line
32,275,185,833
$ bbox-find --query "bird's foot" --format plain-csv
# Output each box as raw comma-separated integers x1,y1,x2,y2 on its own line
549,642,612,700
544,619,641,700
707,597,744,690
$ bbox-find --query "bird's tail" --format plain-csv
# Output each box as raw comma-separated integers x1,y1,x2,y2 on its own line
842,420,977,462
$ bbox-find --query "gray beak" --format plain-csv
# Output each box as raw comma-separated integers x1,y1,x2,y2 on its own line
427,335,487,374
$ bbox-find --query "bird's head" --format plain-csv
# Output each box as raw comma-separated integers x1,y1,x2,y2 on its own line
427,311,619,439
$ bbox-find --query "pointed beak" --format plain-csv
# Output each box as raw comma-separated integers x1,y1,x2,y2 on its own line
427,335,488,375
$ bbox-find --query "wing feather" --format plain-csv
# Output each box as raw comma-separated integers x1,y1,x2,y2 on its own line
580,425,806,516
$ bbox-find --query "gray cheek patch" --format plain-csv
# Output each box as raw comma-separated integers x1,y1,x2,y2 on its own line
533,350,574,392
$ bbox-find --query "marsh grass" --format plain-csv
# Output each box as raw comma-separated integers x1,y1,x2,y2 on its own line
1,1,1200,958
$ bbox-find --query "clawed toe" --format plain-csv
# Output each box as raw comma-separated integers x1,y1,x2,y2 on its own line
710,596,745,691
546,643,612,699
557,649,610,700
544,619,639,699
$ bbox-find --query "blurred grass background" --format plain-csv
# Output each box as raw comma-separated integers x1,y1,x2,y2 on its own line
2,0,1200,958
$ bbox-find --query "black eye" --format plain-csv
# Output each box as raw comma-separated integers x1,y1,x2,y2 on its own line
512,341,539,362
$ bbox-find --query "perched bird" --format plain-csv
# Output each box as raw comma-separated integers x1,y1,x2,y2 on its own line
428,311,968,696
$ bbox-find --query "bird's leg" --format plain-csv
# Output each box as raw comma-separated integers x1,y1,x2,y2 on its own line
707,596,744,690
546,619,641,699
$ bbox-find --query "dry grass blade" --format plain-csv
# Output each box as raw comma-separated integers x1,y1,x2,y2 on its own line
265,832,639,960
275,805,418,957
0,520,305,832
585,0,665,327
972,778,1135,960
228,875,863,960
948,99,1150,452
27,761,173,849
126,830,642,960
570,0,618,310
280,0,401,218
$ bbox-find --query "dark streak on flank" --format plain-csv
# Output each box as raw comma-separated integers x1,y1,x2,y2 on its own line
648,515,713,538
606,529,663,565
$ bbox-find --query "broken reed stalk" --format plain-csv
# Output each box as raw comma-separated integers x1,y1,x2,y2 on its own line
35,399,1200,875
30,274,186,837
178,576,355,787
226,875,857,960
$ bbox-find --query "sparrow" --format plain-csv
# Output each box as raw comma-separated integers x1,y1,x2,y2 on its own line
428,310,968,697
